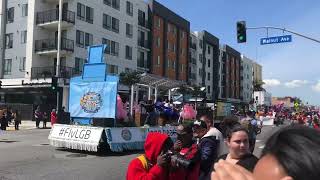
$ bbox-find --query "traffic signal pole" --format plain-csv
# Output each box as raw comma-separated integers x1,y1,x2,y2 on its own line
55,0,63,112
246,26,320,44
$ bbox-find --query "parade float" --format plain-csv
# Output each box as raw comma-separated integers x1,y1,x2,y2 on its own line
48,45,177,153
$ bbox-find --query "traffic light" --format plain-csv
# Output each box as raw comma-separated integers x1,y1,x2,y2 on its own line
51,77,58,91
0,80,2,89
237,21,247,43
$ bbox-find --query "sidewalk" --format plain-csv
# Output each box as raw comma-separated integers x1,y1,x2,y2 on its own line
6,120,52,131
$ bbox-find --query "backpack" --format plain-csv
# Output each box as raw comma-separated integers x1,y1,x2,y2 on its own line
137,155,149,171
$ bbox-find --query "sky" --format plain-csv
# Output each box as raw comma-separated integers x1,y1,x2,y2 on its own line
156,0,320,105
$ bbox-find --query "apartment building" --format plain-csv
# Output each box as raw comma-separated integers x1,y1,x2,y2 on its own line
219,45,242,102
241,55,254,104
253,61,262,83
0,0,149,109
148,0,190,81
189,31,220,102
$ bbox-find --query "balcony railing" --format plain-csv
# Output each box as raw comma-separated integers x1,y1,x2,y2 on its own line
137,59,146,69
31,66,80,79
36,9,75,25
138,19,150,29
35,38,74,53
138,40,149,49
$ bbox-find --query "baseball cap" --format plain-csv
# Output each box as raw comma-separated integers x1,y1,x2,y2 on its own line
193,120,207,129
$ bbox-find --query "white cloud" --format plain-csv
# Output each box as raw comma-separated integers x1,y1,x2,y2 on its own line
263,79,281,87
284,80,309,88
312,81,320,92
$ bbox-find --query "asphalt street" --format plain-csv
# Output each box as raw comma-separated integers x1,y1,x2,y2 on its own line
0,124,282,180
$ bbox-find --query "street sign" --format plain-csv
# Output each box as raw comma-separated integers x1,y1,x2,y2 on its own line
260,35,292,45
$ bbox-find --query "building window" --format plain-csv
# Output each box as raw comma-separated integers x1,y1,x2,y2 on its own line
180,64,184,72
76,30,84,47
102,38,111,54
103,0,111,6
138,51,145,68
172,60,176,69
138,31,146,47
112,0,120,10
102,38,119,56
199,40,203,48
167,24,171,33
75,57,86,74
208,46,211,54
180,31,185,39
199,54,203,63
207,86,211,94
85,33,93,47
156,37,160,47
157,56,160,65
126,1,133,16
77,3,85,21
108,64,118,74
199,68,202,76
208,59,210,67
21,30,27,44
103,14,112,30
173,44,176,52
126,23,133,38
22,4,28,17
125,45,132,60
112,17,119,33
5,33,13,49
156,18,161,28
167,59,170,68
4,59,12,75
86,6,94,24
19,57,26,71
167,41,170,52
6,7,14,23
138,10,146,27
180,48,184,56
207,72,210,81
111,41,119,56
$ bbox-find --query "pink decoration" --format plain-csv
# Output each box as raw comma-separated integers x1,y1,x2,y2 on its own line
116,95,128,120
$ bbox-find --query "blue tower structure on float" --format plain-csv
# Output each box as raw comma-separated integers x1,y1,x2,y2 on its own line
68,45,118,126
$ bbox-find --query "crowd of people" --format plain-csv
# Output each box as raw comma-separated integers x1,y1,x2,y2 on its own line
126,111,320,180
0,108,21,130
126,113,260,180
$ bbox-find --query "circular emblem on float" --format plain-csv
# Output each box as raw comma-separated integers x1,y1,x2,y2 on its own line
121,129,132,141
80,92,103,113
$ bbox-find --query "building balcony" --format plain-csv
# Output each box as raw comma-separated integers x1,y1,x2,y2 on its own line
137,40,150,51
190,43,197,50
43,0,71,3
138,19,150,30
36,9,75,30
31,66,79,79
35,38,74,55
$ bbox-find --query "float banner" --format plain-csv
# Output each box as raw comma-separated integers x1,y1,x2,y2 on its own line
48,124,104,152
105,126,177,152
69,81,117,118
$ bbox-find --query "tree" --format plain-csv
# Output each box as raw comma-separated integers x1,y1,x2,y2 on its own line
119,71,141,87
253,80,266,91
119,71,141,116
